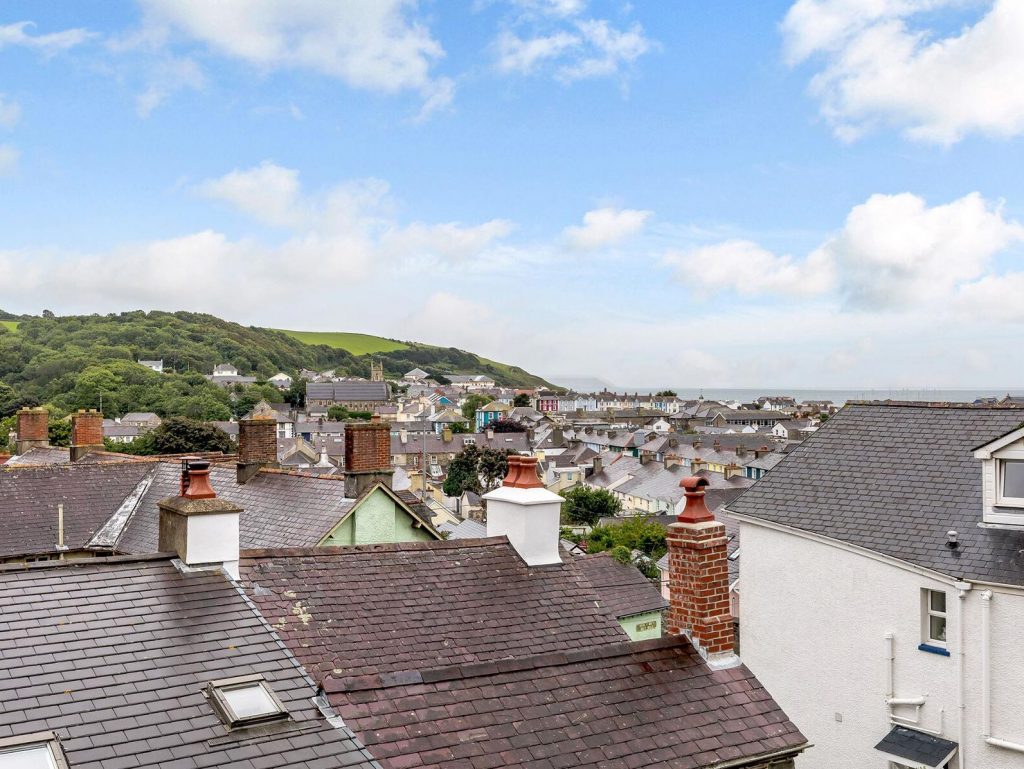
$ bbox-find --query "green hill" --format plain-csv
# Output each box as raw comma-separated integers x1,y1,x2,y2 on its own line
0,310,557,422
277,330,409,355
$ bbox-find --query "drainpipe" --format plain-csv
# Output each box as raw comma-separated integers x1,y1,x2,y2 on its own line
955,581,970,769
981,590,1024,754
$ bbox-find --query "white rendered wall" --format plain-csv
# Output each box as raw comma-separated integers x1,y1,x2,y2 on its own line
739,521,1024,769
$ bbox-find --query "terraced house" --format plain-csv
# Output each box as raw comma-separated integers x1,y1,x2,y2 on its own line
0,445,810,768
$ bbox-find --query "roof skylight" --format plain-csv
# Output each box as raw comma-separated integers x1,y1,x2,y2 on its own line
206,675,288,728
0,734,67,769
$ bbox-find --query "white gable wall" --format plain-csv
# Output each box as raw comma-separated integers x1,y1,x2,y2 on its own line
738,519,1024,769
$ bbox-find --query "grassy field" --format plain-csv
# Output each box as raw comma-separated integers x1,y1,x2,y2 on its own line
0,321,18,332
277,329,409,355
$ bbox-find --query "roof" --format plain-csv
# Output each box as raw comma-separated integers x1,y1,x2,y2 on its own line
0,462,152,557
576,552,668,618
238,538,628,680
116,462,355,553
874,725,958,769
438,517,488,538
5,446,73,466
0,555,375,769
306,381,390,402
324,635,806,769
728,402,1024,586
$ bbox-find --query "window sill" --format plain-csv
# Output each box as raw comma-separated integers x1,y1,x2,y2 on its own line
918,643,951,657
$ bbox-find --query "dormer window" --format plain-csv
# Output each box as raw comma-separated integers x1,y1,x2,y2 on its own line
997,459,1024,506
973,427,1024,526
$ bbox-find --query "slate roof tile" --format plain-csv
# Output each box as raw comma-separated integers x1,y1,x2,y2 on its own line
0,555,375,768
575,552,667,619
238,538,629,680
324,637,806,769
728,402,1024,586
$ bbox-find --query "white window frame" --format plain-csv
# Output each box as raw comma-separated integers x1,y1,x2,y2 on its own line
0,732,69,769
996,456,1024,508
922,589,948,647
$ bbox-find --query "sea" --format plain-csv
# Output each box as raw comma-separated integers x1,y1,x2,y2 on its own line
547,379,1023,407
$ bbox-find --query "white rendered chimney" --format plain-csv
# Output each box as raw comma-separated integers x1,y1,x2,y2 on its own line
158,460,242,579
483,455,562,566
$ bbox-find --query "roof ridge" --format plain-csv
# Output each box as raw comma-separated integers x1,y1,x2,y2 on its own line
0,551,175,573
241,535,511,559
323,636,692,694
846,400,1024,409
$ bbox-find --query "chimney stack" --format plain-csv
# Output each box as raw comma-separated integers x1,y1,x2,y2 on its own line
159,460,242,579
590,455,603,476
442,426,452,443
15,407,49,455
70,409,104,461
483,455,562,566
666,476,737,668
344,420,394,497
237,416,278,484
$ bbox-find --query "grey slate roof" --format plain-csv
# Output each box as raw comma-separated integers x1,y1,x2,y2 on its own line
728,402,1024,586
117,463,354,553
0,555,375,768
306,381,389,402
438,518,487,539
576,551,668,618
0,462,152,558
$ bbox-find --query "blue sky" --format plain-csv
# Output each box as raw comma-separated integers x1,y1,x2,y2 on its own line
1,1,1023,388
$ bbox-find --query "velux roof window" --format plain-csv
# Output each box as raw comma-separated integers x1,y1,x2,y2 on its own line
206,675,288,728
0,733,69,769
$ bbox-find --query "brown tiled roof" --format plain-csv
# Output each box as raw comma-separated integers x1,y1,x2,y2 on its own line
0,462,152,557
239,538,629,679
117,462,354,553
576,552,668,619
0,555,375,768
324,636,807,769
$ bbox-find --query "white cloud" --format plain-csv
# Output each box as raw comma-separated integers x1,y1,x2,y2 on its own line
137,0,451,116
0,145,19,176
0,96,21,129
0,21,93,54
135,56,206,117
664,239,835,296
493,2,652,82
825,192,1024,307
196,161,303,227
664,192,1024,309
956,273,1024,322
782,0,1024,143
564,206,651,249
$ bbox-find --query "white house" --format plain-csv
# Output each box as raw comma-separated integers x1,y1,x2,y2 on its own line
213,363,239,376
268,372,293,389
138,359,163,373
728,402,1024,769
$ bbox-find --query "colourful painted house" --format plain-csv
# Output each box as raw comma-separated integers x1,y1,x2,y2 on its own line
318,483,440,546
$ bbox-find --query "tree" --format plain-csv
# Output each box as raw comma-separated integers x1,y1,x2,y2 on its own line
488,417,526,433
512,393,532,407
655,390,677,397
48,418,72,447
328,405,372,421
584,516,667,561
560,486,621,526
115,417,234,456
460,393,491,421
442,446,513,497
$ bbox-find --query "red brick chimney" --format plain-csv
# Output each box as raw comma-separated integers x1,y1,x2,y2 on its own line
344,417,394,497
666,475,737,668
15,407,49,455
70,409,104,461
237,416,279,484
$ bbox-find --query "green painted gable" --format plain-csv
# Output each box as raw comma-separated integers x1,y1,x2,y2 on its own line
320,486,437,547
619,610,663,641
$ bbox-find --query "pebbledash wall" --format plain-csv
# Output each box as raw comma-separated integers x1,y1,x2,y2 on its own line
738,521,1024,769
